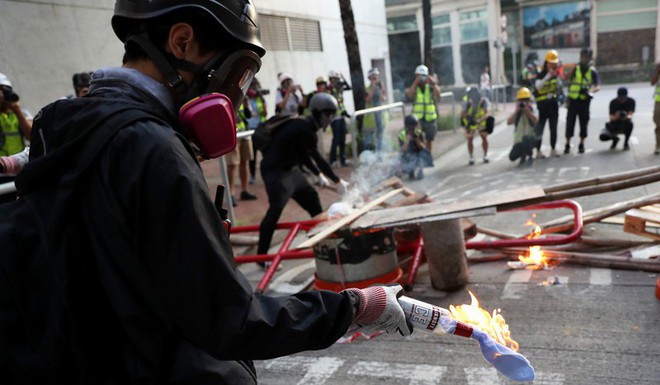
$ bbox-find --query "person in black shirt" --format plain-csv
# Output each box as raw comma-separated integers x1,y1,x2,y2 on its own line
258,93,349,261
602,87,635,150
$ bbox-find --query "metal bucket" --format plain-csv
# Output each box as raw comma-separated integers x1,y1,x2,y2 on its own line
312,227,398,283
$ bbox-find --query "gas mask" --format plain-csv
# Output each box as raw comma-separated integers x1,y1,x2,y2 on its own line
179,49,261,159
127,34,262,159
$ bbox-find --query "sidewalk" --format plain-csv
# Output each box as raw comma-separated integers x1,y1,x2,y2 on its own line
200,102,515,230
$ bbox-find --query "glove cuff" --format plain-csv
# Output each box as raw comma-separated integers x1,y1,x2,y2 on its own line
344,287,387,325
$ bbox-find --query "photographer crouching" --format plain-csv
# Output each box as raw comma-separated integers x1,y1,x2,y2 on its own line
601,87,635,151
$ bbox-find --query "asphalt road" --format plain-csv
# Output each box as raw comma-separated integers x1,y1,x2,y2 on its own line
245,83,660,385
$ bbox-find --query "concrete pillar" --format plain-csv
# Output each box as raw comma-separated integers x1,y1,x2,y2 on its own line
486,0,504,84
656,0,660,62
420,219,469,291
450,11,465,86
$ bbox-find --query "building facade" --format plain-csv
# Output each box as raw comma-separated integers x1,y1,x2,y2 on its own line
386,0,660,94
0,0,390,116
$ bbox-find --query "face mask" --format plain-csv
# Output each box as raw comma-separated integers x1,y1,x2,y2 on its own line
179,49,262,159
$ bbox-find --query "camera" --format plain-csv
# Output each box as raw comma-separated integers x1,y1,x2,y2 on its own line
518,101,526,109
619,110,628,119
257,88,270,96
1,87,19,103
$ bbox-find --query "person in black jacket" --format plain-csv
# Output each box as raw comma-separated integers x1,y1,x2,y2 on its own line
4,1,412,383
258,93,349,261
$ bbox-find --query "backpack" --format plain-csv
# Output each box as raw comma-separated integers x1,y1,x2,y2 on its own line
252,114,300,152
0,97,164,381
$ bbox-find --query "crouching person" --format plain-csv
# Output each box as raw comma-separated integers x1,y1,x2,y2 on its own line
600,87,635,151
508,87,539,167
398,114,434,180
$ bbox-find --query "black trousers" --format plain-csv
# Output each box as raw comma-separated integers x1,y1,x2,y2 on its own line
329,118,347,164
536,100,559,149
565,98,591,139
257,168,322,255
605,120,633,144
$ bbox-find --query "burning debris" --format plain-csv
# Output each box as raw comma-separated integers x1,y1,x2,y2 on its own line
507,216,558,270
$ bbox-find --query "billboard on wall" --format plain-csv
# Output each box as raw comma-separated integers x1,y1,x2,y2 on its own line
523,1,590,49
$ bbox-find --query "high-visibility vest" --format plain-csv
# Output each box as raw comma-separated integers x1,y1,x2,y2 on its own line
236,104,247,132
568,65,593,101
412,85,438,122
398,127,423,145
461,96,487,131
0,111,24,156
535,77,558,102
655,85,660,102
256,97,267,123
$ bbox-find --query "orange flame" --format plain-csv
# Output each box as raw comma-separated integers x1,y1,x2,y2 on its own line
449,291,519,351
517,216,551,269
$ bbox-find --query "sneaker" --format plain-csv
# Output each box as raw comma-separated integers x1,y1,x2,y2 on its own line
258,261,282,271
518,155,527,167
564,144,571,154
416,169,424,180
483,156,489,164
610,137,619,149
240,190,257,200
526,156,534,167
550,149,560,157
655,148,660,155
231,195,237,207
408,171,415,180
249,175,256,185
536,150,546,159
469,156,475,166
623,143,630,151
578,143,585,154
340,159,353,167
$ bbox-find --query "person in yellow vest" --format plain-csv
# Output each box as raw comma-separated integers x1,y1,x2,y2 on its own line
461,87,491,165
364,67,387,151
564,47,600,154
508,87,539,167
0,73,32,157
398,114,433,180
246,78,269,184
225,101,257,207
534,49,563,158
405,64,441,152
650,63,660,155
327,70,352,166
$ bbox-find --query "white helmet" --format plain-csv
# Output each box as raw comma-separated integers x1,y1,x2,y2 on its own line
328,70,340,79
278,72,293,84
0,73,12,88
367,68,380,78
415,65,429,76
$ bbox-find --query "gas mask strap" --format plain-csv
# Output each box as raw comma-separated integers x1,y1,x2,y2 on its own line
126,33,189,96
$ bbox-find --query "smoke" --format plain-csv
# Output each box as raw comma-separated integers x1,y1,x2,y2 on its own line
342,149,401,208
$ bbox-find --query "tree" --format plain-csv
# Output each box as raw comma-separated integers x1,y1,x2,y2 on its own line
338,0,365,120
422,0,433,73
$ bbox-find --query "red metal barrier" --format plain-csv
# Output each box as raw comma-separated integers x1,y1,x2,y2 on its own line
465,199,583,249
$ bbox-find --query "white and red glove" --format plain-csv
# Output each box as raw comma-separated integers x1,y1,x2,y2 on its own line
317,174,331,188
342,284,413,336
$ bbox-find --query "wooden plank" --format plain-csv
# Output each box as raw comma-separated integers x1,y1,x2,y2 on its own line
352,185,545,230
624,208,660,241
641,204,660,215
295,188,404,249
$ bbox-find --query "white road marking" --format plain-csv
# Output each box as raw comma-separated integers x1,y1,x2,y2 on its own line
266,356,344,385
494,149,509,162
533,372,566,384
501,270,532,299
348,361,447,385
589,268,612,285
464,367,502,385
270,260,316,294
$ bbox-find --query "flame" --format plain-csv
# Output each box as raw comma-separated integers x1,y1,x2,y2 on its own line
517,216,551,269
449,291,519,351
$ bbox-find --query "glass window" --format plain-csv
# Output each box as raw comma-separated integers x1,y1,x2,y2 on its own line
432,26,452,46
597,11,658,32
432,14,450,26
597,0,656,14
388,15,418,32
460,9,488,43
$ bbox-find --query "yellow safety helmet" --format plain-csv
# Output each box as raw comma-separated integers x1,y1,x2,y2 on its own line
545,49,559,64
517,87,532,100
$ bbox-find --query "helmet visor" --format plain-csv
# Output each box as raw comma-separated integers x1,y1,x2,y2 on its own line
205,49,262,110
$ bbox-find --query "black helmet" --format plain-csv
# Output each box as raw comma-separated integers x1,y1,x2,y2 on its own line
309,93,339,114
112,0,265,57
404,114,418,129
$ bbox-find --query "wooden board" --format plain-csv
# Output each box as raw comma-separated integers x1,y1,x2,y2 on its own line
624,207,660,240
295,188,404,249
351,185,546,230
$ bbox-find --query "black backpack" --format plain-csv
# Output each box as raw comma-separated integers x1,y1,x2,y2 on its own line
0,97,164,381
252,114,301,152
